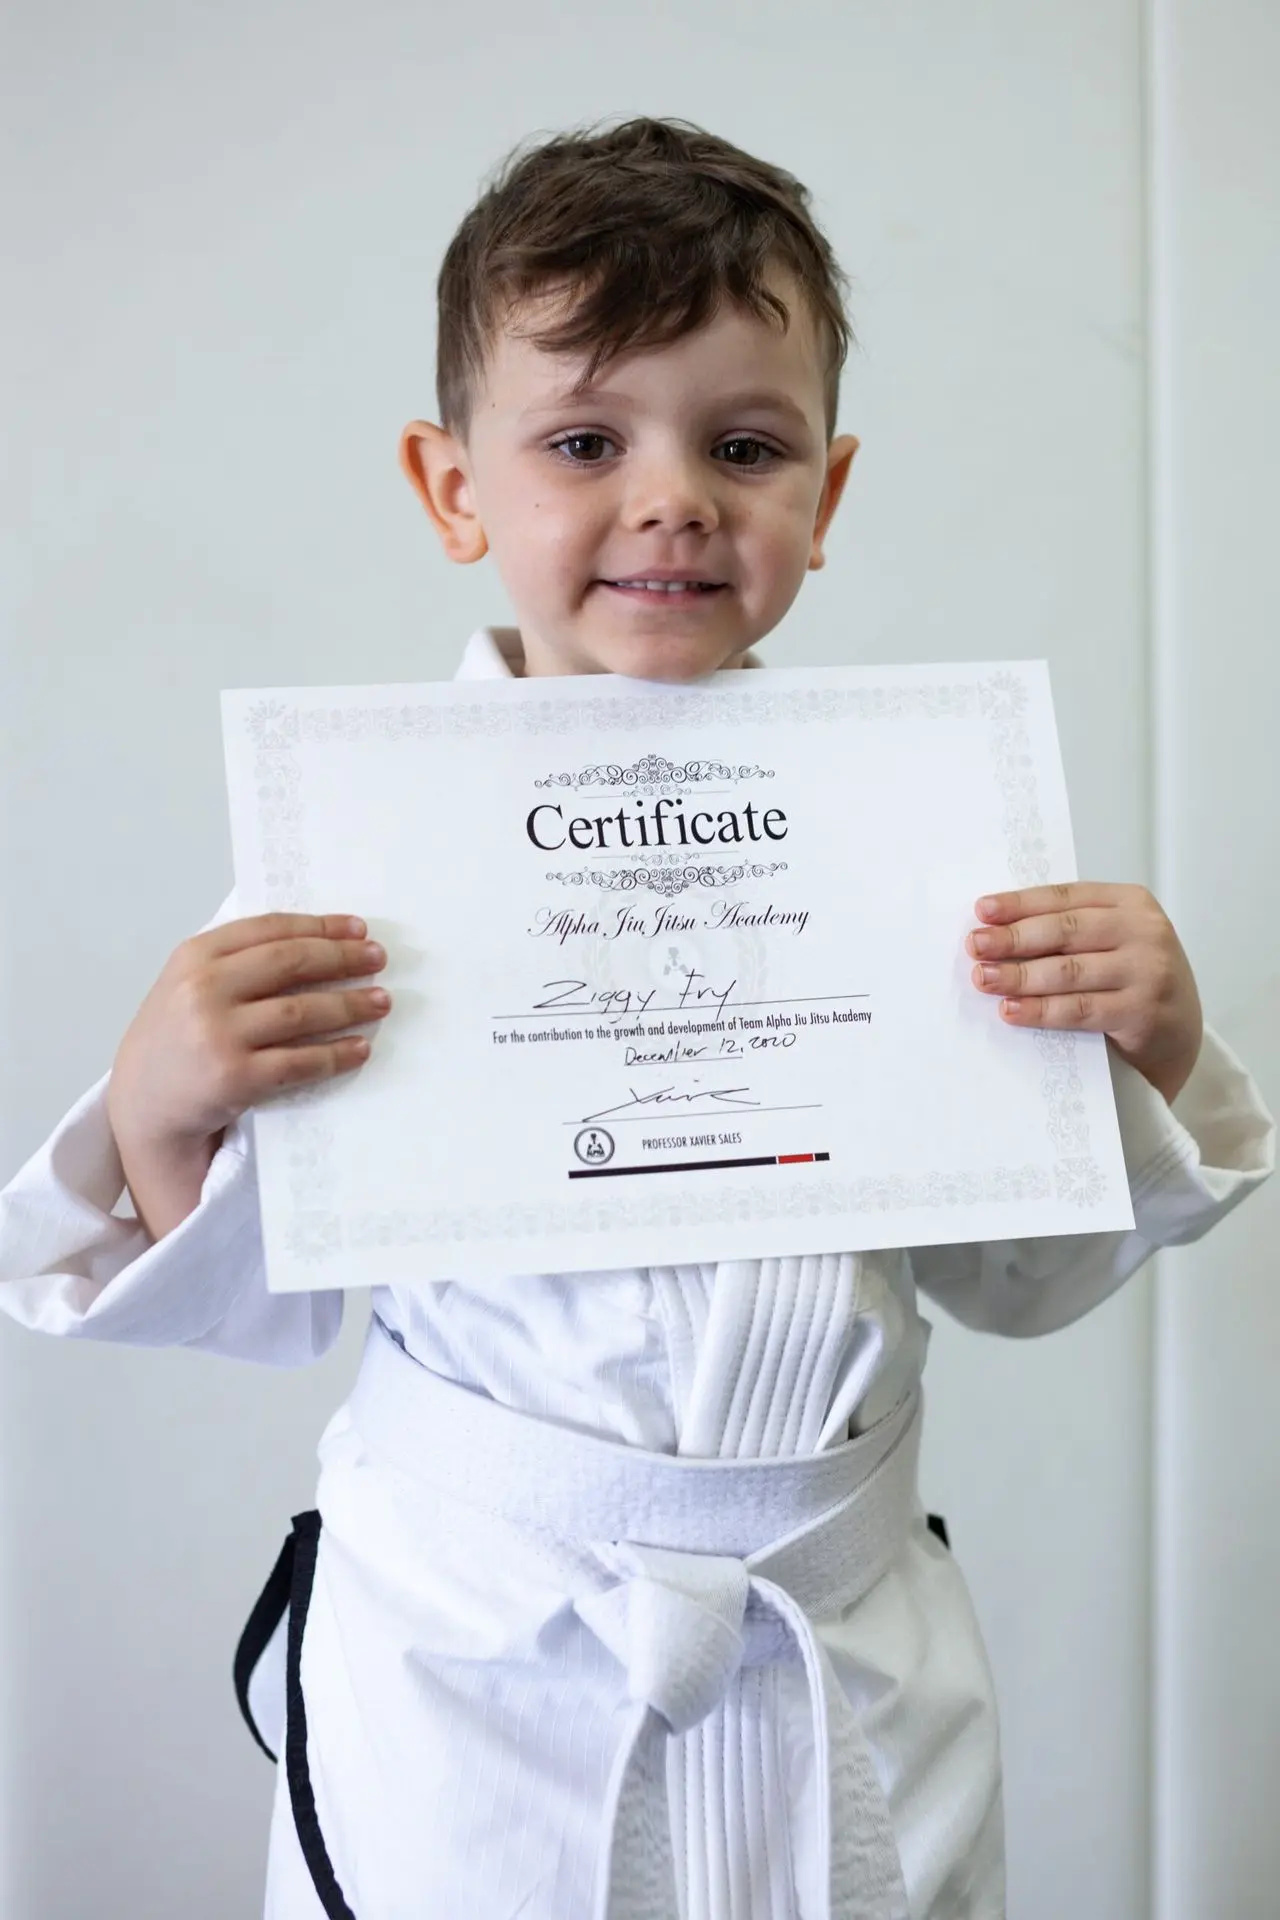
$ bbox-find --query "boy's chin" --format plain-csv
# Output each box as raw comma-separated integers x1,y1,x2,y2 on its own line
577,623,751,684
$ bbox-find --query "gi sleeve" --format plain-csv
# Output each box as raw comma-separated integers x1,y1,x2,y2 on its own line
0,890,343,1366
909,1024,1275,1338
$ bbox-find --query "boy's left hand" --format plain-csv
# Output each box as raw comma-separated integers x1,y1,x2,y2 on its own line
966,883,1204,1105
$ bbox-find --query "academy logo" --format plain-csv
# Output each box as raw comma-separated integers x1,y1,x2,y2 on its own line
573,1128,616,1167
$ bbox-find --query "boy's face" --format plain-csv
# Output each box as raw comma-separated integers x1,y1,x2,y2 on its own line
402,268,858,680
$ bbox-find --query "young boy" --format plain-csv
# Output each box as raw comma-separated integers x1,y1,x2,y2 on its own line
0,117,1272,1920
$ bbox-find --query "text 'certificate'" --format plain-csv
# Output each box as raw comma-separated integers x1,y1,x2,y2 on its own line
221,662,1134,1292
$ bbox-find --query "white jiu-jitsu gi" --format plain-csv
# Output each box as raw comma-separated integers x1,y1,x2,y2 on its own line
0,626,1273,1920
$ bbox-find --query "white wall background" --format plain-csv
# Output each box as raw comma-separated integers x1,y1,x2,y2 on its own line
1150,3,1280,1915
0,3,1273,1915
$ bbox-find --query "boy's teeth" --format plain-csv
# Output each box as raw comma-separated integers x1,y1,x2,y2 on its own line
615,580,714,592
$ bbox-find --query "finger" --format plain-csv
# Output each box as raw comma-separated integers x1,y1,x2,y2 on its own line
246,1033,375,1097
200,912,368,956
970,952,1131,998
996,990,1127,1031
220,935,387,1002
975,883,1126,924
966,906,1121,962
235,984,392,1049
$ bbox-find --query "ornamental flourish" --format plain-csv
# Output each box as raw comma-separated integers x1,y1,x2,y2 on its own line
546,859,790,899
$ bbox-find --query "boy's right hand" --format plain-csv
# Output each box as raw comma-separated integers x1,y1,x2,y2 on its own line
106,913,391,1239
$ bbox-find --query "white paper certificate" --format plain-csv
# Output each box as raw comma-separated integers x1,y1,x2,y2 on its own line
221,661,1134,1292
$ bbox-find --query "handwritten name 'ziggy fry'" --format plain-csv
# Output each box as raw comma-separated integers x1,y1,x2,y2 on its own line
528,901,810,944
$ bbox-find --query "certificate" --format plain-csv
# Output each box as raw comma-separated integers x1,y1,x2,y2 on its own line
221,662,1134,1293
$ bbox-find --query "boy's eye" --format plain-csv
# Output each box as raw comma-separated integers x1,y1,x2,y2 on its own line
715,436,779,468
548,433,616,465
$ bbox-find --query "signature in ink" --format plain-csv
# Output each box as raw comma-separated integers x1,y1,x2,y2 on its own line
581,1084,761,1123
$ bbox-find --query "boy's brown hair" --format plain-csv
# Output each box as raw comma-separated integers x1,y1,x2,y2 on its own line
436,116,857,447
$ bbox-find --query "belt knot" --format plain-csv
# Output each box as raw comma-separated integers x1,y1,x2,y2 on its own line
574,1541,750,1735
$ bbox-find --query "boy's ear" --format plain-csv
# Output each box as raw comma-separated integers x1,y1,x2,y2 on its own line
808,434,860,571
399,420,489,564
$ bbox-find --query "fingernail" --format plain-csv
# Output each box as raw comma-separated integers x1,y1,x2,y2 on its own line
979,965,1001,985
970,931,995,956
977,897,1000,917
364,941,386,963
347,917,367,936
369,989,391,1010
1001,998,1022,1016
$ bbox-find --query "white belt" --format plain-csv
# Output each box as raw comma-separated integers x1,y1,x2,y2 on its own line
347,1315,920,1920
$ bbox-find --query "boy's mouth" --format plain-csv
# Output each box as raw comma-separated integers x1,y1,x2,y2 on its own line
598,578,728,603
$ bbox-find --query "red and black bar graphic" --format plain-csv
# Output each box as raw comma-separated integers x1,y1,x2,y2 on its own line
570,1150,830,1181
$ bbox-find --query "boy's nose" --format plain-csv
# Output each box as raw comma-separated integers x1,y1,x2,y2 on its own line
619,457,721,534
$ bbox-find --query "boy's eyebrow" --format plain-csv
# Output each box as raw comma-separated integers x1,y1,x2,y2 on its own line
521,386,813,428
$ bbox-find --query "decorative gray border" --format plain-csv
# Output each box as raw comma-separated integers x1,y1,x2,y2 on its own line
240,670,1106,1265
284,1164,1056,1264
244,677,1015,745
